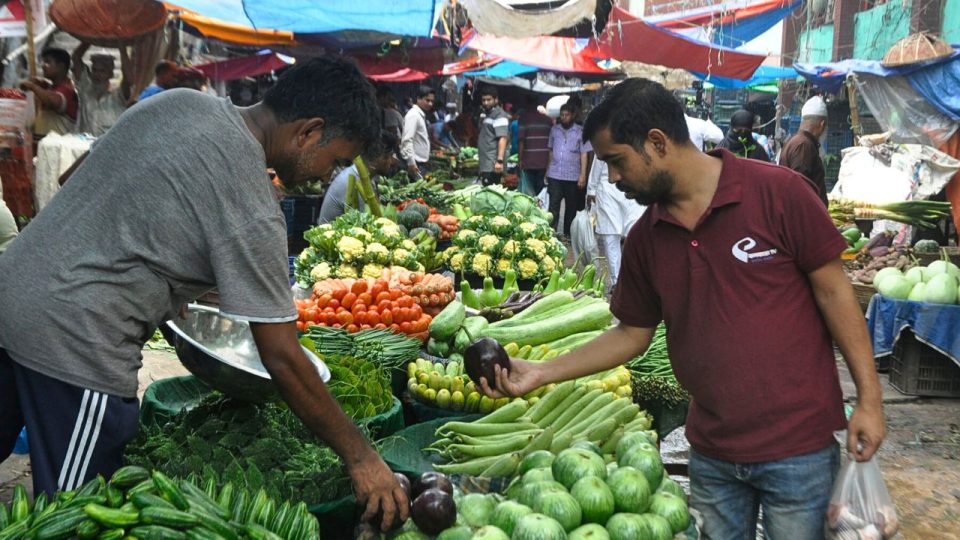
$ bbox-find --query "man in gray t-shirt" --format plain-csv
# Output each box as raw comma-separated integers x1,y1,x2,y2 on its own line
0,58,409,531
318,130,399,224
477,86,510,186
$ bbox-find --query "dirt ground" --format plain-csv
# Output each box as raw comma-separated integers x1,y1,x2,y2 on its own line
2,349,959,538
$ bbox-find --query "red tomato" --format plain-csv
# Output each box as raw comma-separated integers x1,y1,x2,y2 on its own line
351,303,366,316
328,299,341,311
342,293,357,309
346,324,359,333
351,280,367,294
376,300,391,312
389,289,402,301
332,323,342,329
358,292,373,306
354,311,366,325
381,310,393,325
400,322,412,334
411,305,422,318
331,288,347,301
366,312,380,326
304,307,319,321
361,324,371,331
296,321,305,332
337,311,354,325
316,294,332,309
398,296,414,309
376,292,391,303
374,323,387,330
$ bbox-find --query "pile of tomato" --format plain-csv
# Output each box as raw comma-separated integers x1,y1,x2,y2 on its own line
295,278,432,341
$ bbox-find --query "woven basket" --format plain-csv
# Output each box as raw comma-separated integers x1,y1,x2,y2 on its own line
49,0,168,47
882,32,954,67
915,247,960,266
852,283,876,313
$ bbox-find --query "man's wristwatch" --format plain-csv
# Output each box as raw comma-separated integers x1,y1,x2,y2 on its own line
495,158,504,164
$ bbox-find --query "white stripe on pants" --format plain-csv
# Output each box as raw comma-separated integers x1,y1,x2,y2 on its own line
599,234,623,289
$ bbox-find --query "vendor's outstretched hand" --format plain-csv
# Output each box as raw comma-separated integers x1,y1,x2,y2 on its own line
847,403,886,462
479,359,540,399
350,452,409,531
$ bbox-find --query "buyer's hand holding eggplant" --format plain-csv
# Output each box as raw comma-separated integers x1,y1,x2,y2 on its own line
478,359,543,400
350,452,410,531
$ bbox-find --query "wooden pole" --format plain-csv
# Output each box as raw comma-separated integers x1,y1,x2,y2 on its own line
22,0,37,78
846,75,862,146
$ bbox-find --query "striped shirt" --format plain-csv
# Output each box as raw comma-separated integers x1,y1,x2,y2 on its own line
518,111,553,170
546,123,586,182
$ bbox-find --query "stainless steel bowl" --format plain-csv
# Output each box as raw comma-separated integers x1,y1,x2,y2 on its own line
160,304,330,402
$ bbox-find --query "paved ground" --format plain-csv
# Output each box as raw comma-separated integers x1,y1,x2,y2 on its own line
2,346,958,538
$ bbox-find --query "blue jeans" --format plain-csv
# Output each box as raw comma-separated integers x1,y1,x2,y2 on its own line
690,444,840,540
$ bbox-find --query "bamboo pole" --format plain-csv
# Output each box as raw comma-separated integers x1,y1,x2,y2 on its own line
846,75,862,146
22,0,37,78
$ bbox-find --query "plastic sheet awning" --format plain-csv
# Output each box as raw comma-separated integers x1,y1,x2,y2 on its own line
589,7,766,80
464,60,538,78
166,0,441,38
794,48,960,121
195,51,292,81
462,6,765,79
695,65,797,89
649,0,801,49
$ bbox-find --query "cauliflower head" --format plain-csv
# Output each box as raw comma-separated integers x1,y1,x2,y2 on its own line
518,222,537,236
335,265,358,279
297,247,316,263
337,236,365,262
501,239,518,257
448,252,466,271
540,256,557,275
517,258,539,279
496,259,513,274
309,262,332,282
348,227,372,242
478,234,500,254
524,238,547,259
392,248,416,266
362,263,385,279
364,242,390,264
472,253,493,276
401,239,418,252
373,217,397,228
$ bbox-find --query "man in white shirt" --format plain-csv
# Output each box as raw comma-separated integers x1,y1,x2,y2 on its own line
400,86,435,178
685,114,723,151
72,43,132,136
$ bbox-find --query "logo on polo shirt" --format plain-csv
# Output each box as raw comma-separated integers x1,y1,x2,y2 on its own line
732,237,778,263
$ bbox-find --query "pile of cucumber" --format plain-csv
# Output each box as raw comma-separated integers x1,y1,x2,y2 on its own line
0,466,318,540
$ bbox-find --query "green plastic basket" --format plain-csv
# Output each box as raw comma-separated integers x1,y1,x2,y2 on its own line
141,376,404,438
140,376,211,427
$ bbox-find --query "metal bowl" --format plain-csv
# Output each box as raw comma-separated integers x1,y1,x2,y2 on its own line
160,304,329,403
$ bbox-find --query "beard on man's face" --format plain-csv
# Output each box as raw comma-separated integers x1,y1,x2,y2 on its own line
616,169,674,206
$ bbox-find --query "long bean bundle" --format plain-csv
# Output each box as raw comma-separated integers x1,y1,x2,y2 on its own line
304,326,420,370
626,324,689,405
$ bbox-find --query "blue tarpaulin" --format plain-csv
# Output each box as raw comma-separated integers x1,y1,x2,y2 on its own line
463,60,538,78
648,0,801,50
906,58,960,121
793,47,960,93
866,295,960,369
709,1,800,49
167,0,442,37
694,65,797,88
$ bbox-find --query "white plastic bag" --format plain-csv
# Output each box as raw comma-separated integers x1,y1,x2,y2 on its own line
537,187,549,210
825,458,899,539
571,209,598,269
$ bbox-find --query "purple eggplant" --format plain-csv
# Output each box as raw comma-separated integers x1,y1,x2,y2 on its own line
464,337,511,388
411,488,457,535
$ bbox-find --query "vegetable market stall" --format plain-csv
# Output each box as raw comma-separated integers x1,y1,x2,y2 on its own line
867,295,960,397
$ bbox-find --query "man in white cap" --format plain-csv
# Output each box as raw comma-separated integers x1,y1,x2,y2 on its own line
780,96,829,206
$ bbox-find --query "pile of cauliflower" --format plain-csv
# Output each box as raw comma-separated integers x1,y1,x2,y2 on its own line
443,212,566,281
294,213,428,286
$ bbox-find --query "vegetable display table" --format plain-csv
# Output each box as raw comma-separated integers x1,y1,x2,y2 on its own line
866,295,960,397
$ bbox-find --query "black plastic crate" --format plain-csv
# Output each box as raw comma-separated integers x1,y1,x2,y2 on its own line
889,330,960,398
280,195,321,234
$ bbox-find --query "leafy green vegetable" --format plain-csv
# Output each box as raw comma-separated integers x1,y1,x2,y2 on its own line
124,395,355,504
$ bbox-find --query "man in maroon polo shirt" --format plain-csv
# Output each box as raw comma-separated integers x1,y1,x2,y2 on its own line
479,78,886,539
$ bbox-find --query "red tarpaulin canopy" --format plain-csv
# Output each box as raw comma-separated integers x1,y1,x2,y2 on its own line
589,7,765,80
463,6,766,80
460,31,609,74
195,52,290,81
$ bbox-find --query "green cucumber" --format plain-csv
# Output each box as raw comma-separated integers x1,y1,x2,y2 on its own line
481,302,611,346
429,300,466,340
